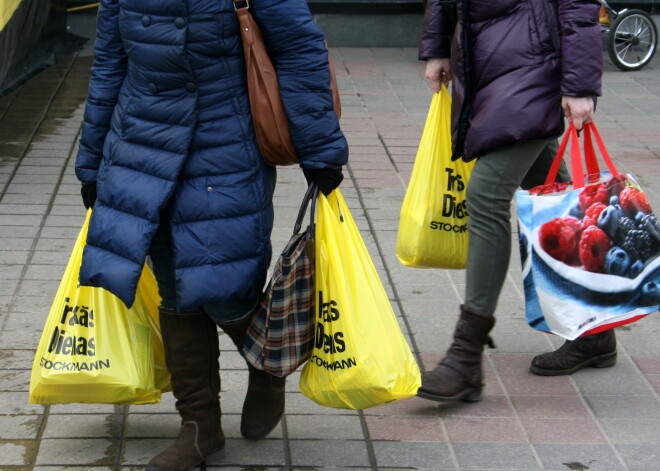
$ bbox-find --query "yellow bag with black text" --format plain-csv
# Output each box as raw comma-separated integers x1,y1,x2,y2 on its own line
299,189,421,409
29,210,171,405
397,85,474,268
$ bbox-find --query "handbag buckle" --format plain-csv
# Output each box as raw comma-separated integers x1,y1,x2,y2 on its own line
233,0,249,11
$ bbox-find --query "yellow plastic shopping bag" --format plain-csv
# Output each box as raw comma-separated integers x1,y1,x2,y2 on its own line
29,211,171,405
396,86,474,268
299,189,421,409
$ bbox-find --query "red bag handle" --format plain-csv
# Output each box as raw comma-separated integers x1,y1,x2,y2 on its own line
545,124,580,186
583,125,600,183
587,122,619,177
544,122,619,189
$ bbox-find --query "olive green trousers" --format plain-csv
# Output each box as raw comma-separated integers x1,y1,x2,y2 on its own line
464,139,571,315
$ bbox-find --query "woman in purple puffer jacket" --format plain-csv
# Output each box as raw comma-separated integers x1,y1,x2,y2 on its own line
417,0,612,404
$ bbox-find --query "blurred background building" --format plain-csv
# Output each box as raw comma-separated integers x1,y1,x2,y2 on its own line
0,0,67,96
1,0,426,98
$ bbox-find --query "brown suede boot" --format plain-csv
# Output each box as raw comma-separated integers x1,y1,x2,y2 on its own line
146,308,225,471
216,314,286,440
530,329,617,376
417,305,495,403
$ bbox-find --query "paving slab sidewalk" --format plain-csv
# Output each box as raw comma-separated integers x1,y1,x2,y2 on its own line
0,38,659,471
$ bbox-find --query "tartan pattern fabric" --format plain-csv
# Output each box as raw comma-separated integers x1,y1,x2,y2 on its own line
243,226,316,377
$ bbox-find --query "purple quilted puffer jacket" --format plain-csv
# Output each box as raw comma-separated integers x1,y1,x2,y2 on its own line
419,0,603,161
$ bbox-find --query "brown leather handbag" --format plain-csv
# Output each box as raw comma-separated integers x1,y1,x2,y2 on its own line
233,0,342,166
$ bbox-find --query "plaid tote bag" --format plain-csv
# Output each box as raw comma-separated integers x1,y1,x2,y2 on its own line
243,183,318,377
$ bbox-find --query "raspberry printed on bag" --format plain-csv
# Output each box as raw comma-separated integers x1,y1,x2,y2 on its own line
582,202,607,231
539,217,581,265
579,226,612,273
578,183,609,212
528,181,571,196
586,202,608,219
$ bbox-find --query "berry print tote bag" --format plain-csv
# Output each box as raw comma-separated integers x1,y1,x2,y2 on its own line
515,123,659,340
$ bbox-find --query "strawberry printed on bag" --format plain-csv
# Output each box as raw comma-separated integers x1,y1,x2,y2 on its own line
619,187,652,214
605,174,631,197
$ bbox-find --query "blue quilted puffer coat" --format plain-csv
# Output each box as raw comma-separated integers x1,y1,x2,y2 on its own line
419,0,602,161
75,0,348,311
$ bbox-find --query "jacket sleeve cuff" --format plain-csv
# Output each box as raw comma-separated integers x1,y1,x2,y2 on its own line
559,0,603,97
418,0,453,60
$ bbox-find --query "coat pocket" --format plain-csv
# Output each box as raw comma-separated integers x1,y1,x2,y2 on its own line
113,90,134,140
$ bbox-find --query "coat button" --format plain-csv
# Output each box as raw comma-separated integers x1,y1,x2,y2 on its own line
174,17,186,28
149,83,158,94
185,82,196,93
141,15,151,27
207,186,213,191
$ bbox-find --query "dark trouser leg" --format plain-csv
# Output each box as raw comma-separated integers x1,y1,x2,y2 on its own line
148,212,178,311
465,140,558,315
418,139,558,402
520,140,571,190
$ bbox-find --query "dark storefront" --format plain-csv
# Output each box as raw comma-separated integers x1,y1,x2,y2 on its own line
1,0,67,96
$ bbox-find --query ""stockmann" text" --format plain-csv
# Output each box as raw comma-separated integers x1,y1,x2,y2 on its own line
309,354,357,370
40,357,110,371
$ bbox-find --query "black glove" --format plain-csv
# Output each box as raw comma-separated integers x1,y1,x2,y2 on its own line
81,183,97,209
302,167,344,195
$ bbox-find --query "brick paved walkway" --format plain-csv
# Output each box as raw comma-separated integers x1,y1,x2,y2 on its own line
0,36,659,470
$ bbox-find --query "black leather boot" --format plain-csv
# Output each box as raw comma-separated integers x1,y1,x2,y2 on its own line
216,313,286,440
146,308,224,471
530,329,617,376
417,305,495,403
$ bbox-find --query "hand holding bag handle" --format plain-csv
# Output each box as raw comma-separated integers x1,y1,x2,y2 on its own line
233,0,341,166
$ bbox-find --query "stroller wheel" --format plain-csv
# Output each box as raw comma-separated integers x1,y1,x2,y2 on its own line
607,9,658,71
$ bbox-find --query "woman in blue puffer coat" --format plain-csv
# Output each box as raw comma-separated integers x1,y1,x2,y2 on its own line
416,0,608,404
75,0,347,468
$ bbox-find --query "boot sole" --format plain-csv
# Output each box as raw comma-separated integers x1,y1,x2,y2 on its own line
146,445,225,471
530,351,617,376
198,447,225,469
241,409,284,440
416,387,482,403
